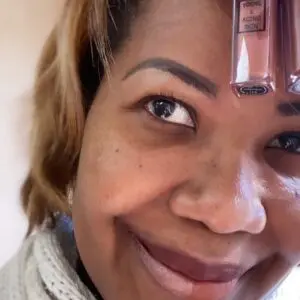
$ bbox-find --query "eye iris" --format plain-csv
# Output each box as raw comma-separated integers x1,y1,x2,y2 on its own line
153,100,175,118
279,136,300,151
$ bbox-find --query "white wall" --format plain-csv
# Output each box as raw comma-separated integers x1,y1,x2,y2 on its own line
0,0,64,268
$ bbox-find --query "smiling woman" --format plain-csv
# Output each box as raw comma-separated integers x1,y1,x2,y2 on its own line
0,0,300,300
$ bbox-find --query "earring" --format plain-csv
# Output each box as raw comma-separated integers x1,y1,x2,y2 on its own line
67,184,74,212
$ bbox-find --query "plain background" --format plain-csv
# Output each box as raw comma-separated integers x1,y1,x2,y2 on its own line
0,0,65,268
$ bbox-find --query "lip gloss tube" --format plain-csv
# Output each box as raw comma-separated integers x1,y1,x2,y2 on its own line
231,0,278,97
281,0,300,94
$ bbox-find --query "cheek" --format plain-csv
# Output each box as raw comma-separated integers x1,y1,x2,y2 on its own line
75,130,188,219
267,178,300,263
269,204,300,264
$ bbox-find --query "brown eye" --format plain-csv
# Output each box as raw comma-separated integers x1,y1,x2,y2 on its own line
267,133,300,154
144,96,195,128
151,99,175,119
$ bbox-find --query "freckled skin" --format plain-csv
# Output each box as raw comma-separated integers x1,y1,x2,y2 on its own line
72,1,300,300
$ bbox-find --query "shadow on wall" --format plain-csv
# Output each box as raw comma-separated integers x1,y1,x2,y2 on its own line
0,91,32,267
0,0,65,268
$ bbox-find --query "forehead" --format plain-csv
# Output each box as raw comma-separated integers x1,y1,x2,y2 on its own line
121,0,233,85
139,0,233,30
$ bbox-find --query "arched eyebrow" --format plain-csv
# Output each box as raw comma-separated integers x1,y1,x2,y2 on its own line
123,57,218,99
123,57,300,118
277,101,300,117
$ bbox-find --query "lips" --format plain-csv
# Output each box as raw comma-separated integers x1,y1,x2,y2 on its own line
136,235,244,283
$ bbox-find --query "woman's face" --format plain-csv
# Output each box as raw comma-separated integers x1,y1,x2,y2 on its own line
72,1,300,299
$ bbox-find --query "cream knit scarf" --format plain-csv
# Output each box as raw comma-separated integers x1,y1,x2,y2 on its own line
0,217,96,300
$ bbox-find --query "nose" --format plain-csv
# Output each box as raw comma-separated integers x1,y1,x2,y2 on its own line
170,156,267,235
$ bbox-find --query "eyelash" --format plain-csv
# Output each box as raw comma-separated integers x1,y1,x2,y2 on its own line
267,132,300,155
137,93,300,156
141,92,198,129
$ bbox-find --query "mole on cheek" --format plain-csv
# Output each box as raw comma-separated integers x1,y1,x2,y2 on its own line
115,148,120,153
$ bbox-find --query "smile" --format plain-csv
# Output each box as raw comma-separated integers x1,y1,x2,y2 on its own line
130,232,247,300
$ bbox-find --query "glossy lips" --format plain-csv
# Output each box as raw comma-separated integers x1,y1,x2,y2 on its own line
139,238,244,283
133,234,245,299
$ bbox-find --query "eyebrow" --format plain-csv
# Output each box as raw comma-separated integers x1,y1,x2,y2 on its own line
123,58,300,117
123,58,218,98
277,101,300,117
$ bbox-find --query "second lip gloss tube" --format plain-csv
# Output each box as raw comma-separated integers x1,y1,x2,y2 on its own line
281,0,300,94
231,0,278,97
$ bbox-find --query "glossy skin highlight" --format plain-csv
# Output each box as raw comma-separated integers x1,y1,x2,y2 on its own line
72,1,300,299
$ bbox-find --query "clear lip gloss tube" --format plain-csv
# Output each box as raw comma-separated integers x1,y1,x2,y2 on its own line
231,0,278,97
281,0,300,94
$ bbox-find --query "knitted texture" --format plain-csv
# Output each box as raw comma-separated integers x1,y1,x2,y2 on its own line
0,229,96,300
